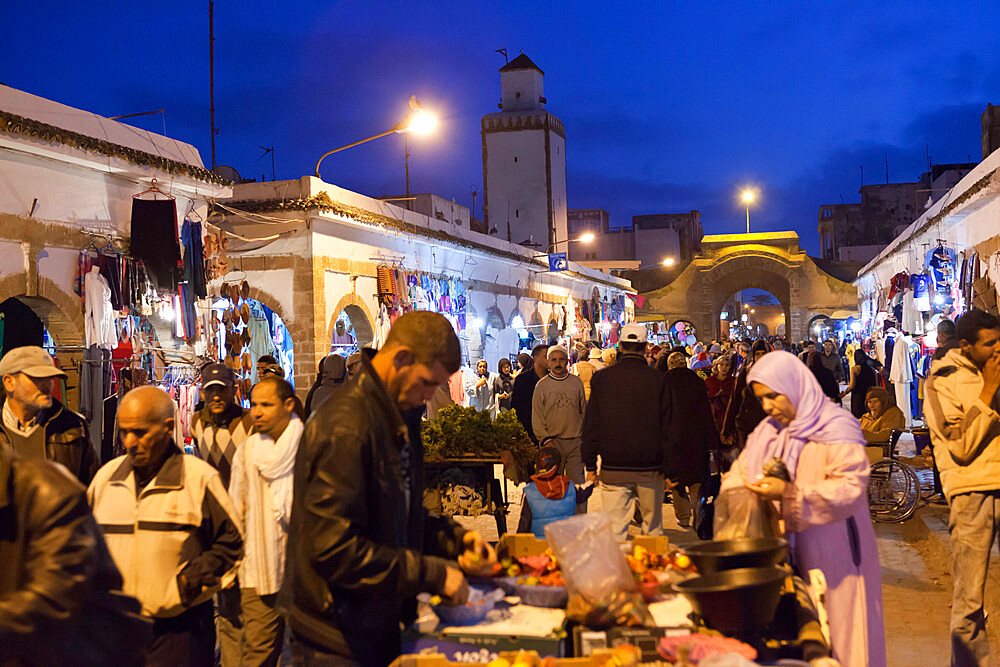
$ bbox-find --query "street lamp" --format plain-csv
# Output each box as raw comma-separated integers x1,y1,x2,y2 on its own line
662,257,675,267
741,189,755,234
536,232,594,256
314,95,437,180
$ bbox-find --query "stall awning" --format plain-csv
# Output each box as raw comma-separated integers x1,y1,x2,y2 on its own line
829,310,860,320
635,313,668,323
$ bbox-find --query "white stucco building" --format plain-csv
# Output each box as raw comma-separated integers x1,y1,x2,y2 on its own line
210,176,635,392
0,84,231,406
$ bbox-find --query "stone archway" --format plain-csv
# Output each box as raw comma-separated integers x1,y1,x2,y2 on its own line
702,252,794,341
639,232,856,343
328,293,376,349
0,272,86,410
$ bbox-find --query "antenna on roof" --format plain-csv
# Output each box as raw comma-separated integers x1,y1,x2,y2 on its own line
495,48,508,64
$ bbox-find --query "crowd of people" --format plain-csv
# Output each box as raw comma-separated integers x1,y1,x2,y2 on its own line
3,307,1000,666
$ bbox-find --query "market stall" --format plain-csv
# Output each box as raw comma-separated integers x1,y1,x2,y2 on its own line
398,523,831,665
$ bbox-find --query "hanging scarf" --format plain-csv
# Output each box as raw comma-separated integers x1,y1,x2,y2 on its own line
744,351,863,482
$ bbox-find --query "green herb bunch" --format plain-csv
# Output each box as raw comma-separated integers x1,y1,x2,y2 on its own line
422,405,535,478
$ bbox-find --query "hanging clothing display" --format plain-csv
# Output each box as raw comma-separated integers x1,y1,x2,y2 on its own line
181,217,208,299
889,333,914,428
130,198,181,291
84,266,117,349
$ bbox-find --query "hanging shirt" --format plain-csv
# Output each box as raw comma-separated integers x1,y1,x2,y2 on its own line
85,267,118,349
929,246,957,294
911,273,932,311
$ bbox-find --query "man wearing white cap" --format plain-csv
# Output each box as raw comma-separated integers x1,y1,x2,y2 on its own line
0,345,96,484
583,324,673,538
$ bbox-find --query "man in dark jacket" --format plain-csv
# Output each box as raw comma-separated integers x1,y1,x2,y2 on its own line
662,352,719,531
0,346,96,484
583,324,672,539
287,311,497,665
510,343,549,445
0,434,151,664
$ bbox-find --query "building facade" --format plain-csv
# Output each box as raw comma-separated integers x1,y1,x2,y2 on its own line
818,163,977,264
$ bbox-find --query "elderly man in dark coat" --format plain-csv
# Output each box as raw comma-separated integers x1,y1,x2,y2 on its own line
661,351,719,531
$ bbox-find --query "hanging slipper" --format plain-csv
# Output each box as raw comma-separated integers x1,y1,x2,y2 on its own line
241,280,250,301
221,308,231,324
240,302,251,326
241,328,251,348
242,377,252,396
242,352,251,373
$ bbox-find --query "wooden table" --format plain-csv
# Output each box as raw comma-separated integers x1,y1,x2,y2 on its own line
425,457,509,536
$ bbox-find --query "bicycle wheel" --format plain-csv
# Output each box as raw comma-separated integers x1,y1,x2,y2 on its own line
868,459,920,522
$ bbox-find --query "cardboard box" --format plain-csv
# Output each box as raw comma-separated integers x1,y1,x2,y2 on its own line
498,533,549,558
572,626,683,662
630,535,672,553
401,632,565,662
391,649,609,667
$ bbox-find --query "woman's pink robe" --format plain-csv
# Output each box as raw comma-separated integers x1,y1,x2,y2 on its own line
721,440,886,666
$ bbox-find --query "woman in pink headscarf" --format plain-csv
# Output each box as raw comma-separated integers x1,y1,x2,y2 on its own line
719,351,885,667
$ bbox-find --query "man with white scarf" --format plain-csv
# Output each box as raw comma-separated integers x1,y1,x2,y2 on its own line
227,375,303,666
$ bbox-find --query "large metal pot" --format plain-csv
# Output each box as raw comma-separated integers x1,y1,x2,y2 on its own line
680,537,789,574
671,566,788,638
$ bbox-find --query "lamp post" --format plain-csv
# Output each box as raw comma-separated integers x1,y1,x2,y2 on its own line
314,96,437,181
742,190,755,234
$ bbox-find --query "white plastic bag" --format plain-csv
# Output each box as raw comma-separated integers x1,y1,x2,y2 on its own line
713,488,781,541
544,513,634,602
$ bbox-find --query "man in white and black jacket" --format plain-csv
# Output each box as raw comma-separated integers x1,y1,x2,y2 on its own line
89,386,242,667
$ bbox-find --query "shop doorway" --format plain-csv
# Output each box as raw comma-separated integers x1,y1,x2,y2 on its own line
330,304,374,355
212,297,295,393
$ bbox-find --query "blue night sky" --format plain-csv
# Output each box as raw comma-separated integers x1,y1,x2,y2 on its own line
3,1,999,259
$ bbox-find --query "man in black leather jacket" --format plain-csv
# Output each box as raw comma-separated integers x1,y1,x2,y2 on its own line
287,312,497,666
0,436,151,664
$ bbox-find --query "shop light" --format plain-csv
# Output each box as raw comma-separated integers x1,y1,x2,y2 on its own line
850,321,861,333
469,317,483,329
934,294,945,305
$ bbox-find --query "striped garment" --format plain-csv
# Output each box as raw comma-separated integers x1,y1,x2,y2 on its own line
190,406,253,489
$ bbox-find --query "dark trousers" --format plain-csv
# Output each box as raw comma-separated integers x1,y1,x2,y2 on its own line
145,602,215,667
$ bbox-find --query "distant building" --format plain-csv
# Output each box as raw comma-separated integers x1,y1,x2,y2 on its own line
385,193,471,228
566,208,701,272
632,211,703,267
817,163,977,264
481,54,567,251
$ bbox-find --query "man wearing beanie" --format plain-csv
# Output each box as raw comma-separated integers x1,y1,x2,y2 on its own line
0,345,95,484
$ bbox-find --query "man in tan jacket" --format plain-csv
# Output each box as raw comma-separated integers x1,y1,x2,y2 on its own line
924,309,1000,666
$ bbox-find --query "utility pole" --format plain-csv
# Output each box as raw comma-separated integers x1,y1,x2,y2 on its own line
209,0,217,170
404,133,411,198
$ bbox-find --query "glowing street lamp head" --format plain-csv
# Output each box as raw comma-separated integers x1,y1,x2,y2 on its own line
579,232,596,243
662,257,676,267
742,190,755,203
406,110,437,135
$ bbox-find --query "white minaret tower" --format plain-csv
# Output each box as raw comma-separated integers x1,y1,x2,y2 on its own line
481,54,567,252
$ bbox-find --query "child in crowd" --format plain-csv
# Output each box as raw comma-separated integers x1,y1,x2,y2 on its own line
517,445,594,538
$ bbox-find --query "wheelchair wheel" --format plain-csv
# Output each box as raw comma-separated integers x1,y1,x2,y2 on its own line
868,459,920,522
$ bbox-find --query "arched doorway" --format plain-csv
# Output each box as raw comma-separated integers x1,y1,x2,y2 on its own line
807,314,836,343
330,304,374,354
210,296,295,391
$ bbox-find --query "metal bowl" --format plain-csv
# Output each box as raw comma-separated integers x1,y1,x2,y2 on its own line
680,537,789,574
671,566,788,638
